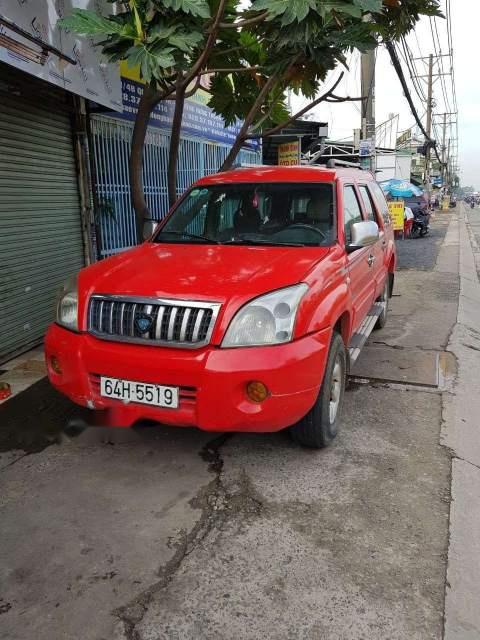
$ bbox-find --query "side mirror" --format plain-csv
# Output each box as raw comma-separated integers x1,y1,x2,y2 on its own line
347,220,379,253
143,219,159,241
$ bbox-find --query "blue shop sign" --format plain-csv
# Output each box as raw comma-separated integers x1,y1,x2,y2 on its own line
120,78,259,149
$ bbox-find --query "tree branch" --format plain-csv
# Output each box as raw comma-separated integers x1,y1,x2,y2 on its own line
249,84,286,132
219,55,302,170
218,11,269,29
186,0,228,82
246,73,345,139
326,94,364,102
219,71,281,171
197,65,262,76
210,45,245,57
184,75,203,98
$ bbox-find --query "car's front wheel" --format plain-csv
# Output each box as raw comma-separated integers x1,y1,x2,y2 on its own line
290,332,346,449
374,277,389,330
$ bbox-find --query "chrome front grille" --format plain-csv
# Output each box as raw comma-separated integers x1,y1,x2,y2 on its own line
88,295,220,348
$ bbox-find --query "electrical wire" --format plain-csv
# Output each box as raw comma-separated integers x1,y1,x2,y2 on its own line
385,40,444,167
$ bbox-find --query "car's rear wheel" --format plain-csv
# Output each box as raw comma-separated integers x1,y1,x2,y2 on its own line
374,278,389,330
290,332,346,449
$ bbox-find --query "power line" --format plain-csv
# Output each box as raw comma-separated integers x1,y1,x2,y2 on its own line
399,36,428,104
429,17,452,115
385,41,444,166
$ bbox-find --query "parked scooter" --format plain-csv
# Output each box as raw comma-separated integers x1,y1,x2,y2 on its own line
411,207,430,237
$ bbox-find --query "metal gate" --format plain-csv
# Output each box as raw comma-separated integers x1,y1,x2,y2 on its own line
0,65,84,362
90,116,261,257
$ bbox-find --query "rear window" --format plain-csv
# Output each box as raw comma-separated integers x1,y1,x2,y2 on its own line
369,181,391,224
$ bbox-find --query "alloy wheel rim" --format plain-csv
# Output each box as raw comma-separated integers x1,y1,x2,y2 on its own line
329,357,343,424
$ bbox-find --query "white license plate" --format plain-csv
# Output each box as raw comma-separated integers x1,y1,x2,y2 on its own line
100,376,179,409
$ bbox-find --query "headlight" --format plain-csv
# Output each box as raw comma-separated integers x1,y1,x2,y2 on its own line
222,284,308,348
56,275,78,331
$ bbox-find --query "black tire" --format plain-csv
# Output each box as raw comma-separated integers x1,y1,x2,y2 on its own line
374,277,389,330
290,332,346,449
410,224,421,238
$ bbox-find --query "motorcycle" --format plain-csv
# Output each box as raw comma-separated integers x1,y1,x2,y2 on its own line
411,208,430,238
471,201,475,209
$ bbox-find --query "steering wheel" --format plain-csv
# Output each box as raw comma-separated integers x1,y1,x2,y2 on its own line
285,223,326,240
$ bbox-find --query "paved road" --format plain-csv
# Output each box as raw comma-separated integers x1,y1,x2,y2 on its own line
396,209,451,271
0,211,469,640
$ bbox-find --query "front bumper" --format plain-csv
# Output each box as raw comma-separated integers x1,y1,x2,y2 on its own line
45,324,330,432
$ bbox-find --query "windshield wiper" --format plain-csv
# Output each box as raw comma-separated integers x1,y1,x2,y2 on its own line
223,239,306,247
156,230,219,244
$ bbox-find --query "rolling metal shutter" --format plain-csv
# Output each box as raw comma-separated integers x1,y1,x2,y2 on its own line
0,65,85,362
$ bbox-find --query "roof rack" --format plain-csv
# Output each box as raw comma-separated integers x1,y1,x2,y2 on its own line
231,162,269,169
325,159,364,169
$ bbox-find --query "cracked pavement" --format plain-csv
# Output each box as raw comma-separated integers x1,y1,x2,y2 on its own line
2,209,478,640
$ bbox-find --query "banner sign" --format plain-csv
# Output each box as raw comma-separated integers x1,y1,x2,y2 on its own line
120,64,258,149
388,201,405,231
121,77,258,148
278,141,300,166
0,0,122,111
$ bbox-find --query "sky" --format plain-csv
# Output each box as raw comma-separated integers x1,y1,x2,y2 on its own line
292,0,477,189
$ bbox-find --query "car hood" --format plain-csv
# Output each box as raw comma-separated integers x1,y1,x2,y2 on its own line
81,242,330,304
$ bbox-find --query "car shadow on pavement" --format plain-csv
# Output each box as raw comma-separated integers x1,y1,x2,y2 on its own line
0,375,295,456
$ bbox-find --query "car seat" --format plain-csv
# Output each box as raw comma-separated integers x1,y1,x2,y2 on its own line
304,193,333,236
233,203,261,234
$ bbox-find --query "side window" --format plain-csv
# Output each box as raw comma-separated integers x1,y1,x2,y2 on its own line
369,181,391,224
343,186,363,244
359,185,377,223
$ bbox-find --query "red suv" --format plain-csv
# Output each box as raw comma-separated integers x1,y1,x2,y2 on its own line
46,165,396,448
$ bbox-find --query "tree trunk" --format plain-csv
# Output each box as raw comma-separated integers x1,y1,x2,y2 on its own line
129,84,156,243
167,84,186,208
220,134,248,172
219,73,280,172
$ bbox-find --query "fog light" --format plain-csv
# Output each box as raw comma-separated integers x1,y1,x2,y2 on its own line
246,381,269,403
50,356,62,374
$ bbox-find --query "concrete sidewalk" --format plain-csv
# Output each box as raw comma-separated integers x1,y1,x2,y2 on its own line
443,206,480,639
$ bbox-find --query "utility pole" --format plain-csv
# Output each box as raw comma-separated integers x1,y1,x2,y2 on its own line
424,54,434,198
361,50,376,142
412,53,459,195
446,138,451,190
441,112,447,187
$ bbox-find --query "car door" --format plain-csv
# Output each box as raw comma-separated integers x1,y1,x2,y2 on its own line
342,184,376,332
369,180,396,290
358,183,386,299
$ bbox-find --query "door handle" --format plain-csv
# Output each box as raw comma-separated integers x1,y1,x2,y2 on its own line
367,254,375,267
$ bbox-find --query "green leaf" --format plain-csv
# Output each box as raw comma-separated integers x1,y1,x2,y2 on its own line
353,0,383,12
158,0,211,18
57,9,123,36
148,23,178,42
252,0,318,24
168,31,203,53
316,2,361,19
125,44,175,82
207,75,238,126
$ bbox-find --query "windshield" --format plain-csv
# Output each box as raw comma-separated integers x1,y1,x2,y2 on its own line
153,183,335,247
